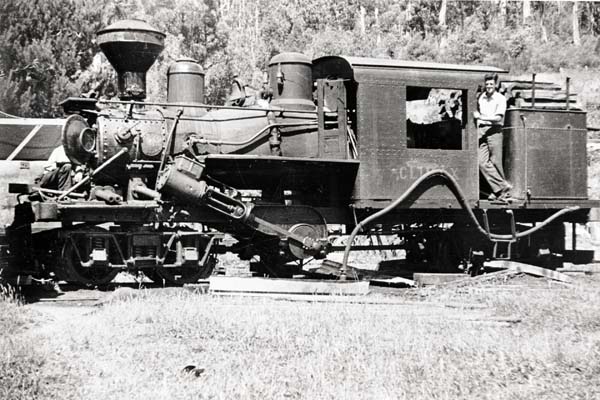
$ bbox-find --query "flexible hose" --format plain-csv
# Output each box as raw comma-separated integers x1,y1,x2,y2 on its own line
341,169,579,270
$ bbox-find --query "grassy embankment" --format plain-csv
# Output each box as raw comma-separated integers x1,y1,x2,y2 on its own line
2,276,600,400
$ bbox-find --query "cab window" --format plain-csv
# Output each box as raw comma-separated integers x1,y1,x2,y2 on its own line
406,86,467,150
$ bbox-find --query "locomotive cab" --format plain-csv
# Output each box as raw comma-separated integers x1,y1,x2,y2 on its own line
312,56,507,209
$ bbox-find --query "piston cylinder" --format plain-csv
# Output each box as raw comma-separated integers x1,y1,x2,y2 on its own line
268,52,314,110
155,156,206,204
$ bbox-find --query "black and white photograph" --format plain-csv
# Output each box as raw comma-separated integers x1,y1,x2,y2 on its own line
2,1,600,398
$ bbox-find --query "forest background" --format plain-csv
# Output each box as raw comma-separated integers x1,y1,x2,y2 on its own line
1,0,600,121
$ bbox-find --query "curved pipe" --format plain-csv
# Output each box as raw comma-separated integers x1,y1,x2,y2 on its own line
341,169,579,271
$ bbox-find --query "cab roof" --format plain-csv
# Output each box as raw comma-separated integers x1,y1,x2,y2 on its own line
312,55,507,81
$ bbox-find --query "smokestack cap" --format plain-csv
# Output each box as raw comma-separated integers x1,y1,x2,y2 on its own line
97,19,165,100
97,19,165,42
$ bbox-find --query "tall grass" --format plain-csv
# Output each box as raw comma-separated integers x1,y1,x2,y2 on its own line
0,285,52,400
0,284,23,334
18,278,600,400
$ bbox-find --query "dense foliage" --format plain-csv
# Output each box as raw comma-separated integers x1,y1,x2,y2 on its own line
2,0,600,117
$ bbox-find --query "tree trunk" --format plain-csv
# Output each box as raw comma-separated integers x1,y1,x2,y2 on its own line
359,5,366,35
523,0,531,23
405,1,412,23
539,1,548,43
499,0,507,27
375,7,381,45
573,1,581,46
588,2,595,33
439,0,447,27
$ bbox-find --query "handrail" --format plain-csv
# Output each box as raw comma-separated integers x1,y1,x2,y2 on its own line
98,99,319,115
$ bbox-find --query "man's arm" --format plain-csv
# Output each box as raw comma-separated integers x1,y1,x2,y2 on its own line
474,94,506,123
473,111,502,123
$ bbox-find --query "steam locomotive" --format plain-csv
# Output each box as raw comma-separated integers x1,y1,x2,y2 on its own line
3,20,597,285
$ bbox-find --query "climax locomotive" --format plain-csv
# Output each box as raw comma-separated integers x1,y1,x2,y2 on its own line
3,20,596,285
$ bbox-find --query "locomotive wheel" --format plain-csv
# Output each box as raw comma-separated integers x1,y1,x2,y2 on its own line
155,256,216,285
154,231,218,285
56,228,120,286
287,223,327,260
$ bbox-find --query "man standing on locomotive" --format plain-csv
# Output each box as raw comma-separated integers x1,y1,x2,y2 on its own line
474,73,511,201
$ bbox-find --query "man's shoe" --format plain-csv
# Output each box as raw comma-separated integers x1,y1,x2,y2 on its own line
498,187,513,202
487,192,497,201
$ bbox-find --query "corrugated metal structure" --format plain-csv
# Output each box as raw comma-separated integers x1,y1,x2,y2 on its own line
0,117,65,226
0,118,64,160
